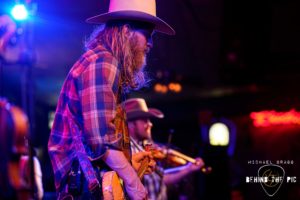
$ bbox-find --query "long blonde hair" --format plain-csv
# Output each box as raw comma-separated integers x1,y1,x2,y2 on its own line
85,23,149,92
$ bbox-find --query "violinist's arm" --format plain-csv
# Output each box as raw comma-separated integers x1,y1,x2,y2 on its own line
163,158,204,185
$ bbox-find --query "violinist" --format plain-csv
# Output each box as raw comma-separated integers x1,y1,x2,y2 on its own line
124,98,205,200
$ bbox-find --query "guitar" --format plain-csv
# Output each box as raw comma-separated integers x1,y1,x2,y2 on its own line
102,145,151,200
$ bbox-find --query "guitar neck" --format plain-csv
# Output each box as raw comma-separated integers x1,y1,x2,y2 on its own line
137,142,152,179
137,157,149,179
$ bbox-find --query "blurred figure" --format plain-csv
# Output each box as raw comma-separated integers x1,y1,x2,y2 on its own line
0,98,43,200
124,98,204,200
0,14,16,54
47,0,174,199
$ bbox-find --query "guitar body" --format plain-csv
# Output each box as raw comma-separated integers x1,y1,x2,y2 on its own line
101,143,151,199
102,106,130,200
102,171,126,200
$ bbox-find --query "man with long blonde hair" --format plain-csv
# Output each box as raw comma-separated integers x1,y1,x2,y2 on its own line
85,20,153,91
48,0,175,199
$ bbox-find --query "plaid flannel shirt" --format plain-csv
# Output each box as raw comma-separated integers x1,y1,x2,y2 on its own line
48,44,124,191
130,139,167,200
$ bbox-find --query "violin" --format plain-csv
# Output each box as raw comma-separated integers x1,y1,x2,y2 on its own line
0,98,29,155
149,143,212,174
0,98,34,199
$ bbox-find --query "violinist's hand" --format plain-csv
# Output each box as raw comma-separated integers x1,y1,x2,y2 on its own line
186,157,205,172
132,151,156,174
145,158,156,175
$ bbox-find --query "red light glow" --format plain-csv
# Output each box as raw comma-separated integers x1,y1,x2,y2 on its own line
250,109,300,127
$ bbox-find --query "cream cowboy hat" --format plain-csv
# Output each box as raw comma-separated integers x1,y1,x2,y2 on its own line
123,98,164,121
86,0,175,35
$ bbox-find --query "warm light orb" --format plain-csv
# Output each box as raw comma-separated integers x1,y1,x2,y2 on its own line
209,122,230,146
168,82,182,93
154,83,168,93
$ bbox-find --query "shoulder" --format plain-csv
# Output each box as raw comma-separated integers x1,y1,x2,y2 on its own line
85,45,118,66
71,45,119,78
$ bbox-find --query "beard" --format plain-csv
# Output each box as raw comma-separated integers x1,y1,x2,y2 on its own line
129,35,148,72
134,129,151,141
122,32,150,90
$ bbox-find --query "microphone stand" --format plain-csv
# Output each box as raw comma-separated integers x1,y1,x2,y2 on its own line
17,3,37,197
164,129,174,168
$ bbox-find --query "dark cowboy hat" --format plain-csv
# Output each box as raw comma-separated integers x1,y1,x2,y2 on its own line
86,0,175,35
123,98,164,121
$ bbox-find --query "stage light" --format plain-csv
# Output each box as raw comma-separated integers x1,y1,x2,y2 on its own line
154,83,168,93
168,82,182,93
209,122,230,146
11,4,28,21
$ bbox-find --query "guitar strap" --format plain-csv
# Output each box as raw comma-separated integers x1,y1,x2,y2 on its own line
115,77,131,162
114,105,131,162
69,116,100,192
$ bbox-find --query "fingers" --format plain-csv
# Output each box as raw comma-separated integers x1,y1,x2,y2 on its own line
148,159,156,168
186,157,205,172
132,151,152,162
132,151,155,172
194,157,205,167
144,159,156,174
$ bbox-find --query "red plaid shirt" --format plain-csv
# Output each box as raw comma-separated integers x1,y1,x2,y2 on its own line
48,45,124,190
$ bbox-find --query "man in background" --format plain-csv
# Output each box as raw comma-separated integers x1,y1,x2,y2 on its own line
124,98,205,200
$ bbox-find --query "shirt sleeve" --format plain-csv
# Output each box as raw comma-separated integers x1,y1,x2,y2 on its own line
78,55,123,160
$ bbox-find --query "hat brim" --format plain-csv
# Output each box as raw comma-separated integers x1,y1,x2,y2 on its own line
86,10,175,35
127,108,164,121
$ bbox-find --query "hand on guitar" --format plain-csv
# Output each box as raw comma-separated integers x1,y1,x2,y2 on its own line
132,151,156,174
103,149,148,200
